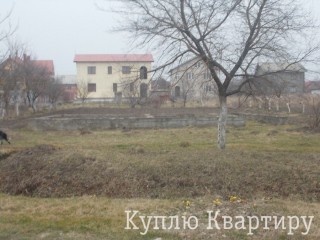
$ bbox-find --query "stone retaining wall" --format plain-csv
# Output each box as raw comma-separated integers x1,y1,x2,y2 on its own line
236,113,288,125
28,114,246,131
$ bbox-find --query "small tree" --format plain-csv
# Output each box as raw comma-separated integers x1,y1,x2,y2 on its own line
307,95,320,130
0,59,21,116
120,79,141,108
0,10,19,117
119,66,150,108
22,59,51,112
46,77,64,110
180,76,196,107
0,49,25,117
77,79,90,104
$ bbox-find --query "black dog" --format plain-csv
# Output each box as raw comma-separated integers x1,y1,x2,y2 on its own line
0,130,10,144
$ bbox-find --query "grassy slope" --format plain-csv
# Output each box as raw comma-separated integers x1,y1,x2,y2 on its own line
0,121,319,239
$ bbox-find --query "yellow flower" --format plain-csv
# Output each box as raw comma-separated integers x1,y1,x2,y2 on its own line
229,196,238,203
213,198,222,206
183,200,191,208
229,195,243,203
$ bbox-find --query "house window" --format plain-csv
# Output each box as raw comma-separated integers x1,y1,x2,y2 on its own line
108,66,112,74
205,85,213,92
87,66,96,75
122,66,131,74
113,83,117,93
195,61,201,68
88,83,96,92
187,72,194,80
288,87,297,93
204,70,211,80
140,66,147,79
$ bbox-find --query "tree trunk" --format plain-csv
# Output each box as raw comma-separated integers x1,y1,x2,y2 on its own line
183,95,187,107
15,93,21,117
4,100,10,117
0,108,6,119
218,95,227,149
268,98,272,111
15,102,20,117
286,102,291,113
200,94,204,106
31,101,37,113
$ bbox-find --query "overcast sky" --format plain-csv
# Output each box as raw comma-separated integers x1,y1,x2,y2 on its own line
1,0,132,75
1,0,320,77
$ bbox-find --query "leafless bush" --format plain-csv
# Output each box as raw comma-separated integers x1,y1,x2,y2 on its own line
179,141,191,148
307,95,320,130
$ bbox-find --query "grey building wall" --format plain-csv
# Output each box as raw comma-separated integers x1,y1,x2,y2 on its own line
254,63,305,95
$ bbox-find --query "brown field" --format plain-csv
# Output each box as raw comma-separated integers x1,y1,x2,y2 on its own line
0,106,319,239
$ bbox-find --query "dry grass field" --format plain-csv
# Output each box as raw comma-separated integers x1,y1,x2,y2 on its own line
0,109,319,239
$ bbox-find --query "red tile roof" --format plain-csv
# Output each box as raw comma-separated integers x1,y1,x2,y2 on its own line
34,60,55,75
305,81,320,92
2,57,55,75
74,54,154,63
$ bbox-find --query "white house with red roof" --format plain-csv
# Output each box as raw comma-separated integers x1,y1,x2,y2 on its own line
73,54,154,100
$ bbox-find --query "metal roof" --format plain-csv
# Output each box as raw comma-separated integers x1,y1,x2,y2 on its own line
74,54,154,63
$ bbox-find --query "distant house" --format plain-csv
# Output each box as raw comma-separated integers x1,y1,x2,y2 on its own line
151,78,171,91
1,54,55,77
253,62,306,95
18,54,55,76
57,75,77,102
150,78,171,103
33,60,55,76
305,81,320,94
73,54,154,100
29,57,55,104
169,57,217,101
0,54,55,105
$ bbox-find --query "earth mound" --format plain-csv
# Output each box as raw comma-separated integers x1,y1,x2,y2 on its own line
0,145,120,197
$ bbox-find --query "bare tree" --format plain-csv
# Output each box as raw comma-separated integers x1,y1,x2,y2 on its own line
0,7,19,117
199,82,217,107
0,46,26,117
306,95,320,129
120,78,140,108
46,77,64,110
112,0,319,149
118,65,151,108
77,79,90,104
0,56,21,116
22,58,51,112
180,75,197,107
118,65,140,107
0,7,16,62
